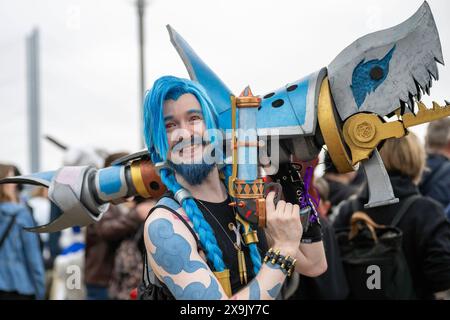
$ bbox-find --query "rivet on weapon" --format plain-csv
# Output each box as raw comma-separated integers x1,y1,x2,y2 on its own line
258,140,265,148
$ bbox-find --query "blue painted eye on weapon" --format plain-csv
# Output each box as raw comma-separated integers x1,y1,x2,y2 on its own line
351,46,396,108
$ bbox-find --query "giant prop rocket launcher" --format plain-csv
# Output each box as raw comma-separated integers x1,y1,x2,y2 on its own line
1,2,449,232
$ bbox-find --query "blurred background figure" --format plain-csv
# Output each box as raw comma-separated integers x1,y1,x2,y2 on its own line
109,197,156,300
27,186,52,297
334,132,450,299
419,118,450,212
84,152,148,300
49,226,86,300
48,146,108,300
314,177,332,219
0,163,45,300
290,176,349,300
48,144,108,262
322,152,360,212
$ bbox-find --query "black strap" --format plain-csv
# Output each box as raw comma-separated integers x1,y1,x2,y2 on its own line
151,204,201,248
348,194,421,227
0,215,17,249
391,195,422,227
141,201,205,293
350,198,360,213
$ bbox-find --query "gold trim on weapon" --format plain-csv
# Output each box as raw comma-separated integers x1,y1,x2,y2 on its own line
243,230,259,245
130,160,150,198
233,179,264,199
228,95,238,197
342,100,450,165
402,100,450,128
317,77,355,173
343,113,406,165
236,86,261,108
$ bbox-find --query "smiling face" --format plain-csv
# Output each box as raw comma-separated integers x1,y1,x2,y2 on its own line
163,93,207,164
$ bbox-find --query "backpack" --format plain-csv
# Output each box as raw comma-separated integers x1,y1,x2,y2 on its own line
335,195,420,300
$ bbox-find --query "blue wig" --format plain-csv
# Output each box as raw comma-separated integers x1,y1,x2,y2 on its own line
143,75,261,275
143,76,219,164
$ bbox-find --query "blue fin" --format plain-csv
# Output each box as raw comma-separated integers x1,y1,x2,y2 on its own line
167,25,233,115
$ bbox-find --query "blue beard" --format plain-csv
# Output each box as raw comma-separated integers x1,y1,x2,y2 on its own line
169,161,215,186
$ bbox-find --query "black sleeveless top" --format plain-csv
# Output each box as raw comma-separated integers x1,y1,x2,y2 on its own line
142,194,269,299
194,196,269,294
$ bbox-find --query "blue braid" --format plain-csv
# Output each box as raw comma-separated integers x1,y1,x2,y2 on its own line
143,75,262,275
160,168,226,272
248,241,262,275
222,165,262,276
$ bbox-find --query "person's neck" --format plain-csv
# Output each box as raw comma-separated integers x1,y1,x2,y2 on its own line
428,147,450,160
175,166,228,203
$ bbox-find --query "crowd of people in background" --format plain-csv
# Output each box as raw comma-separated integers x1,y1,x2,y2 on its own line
0,118,449,300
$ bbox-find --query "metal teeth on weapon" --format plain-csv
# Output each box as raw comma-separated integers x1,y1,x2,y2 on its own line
399,100,407,116
432,101,442,110
428,70,438,81
408,94,416,115
402,100,450,128
414,79,422,102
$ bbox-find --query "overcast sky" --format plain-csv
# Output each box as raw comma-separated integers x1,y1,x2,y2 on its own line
1,0,449,173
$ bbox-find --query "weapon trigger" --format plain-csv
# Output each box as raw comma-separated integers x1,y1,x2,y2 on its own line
263,182,282,206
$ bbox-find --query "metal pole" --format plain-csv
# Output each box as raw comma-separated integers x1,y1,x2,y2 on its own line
26,28,41,172
137,0,146,148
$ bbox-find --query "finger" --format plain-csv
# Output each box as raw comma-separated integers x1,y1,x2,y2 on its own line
284,202,293,216
266,191,276,213
276,200,286,215
293,204,300,216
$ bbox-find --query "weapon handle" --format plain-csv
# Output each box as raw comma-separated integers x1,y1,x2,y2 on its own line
263,182,282,206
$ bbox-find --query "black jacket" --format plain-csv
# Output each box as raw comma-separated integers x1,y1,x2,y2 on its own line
324,178,359,208
419,154,450,208
333,173,450,299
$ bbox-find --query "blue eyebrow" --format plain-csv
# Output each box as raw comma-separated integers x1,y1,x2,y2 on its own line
164,109,202,122
187,109,202,115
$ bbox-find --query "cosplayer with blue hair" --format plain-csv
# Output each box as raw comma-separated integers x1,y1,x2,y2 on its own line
143,75,262,277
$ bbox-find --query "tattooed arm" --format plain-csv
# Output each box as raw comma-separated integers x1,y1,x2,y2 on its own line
144,208,293,300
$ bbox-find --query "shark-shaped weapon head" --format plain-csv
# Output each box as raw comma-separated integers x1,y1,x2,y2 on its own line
328,2,444,121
